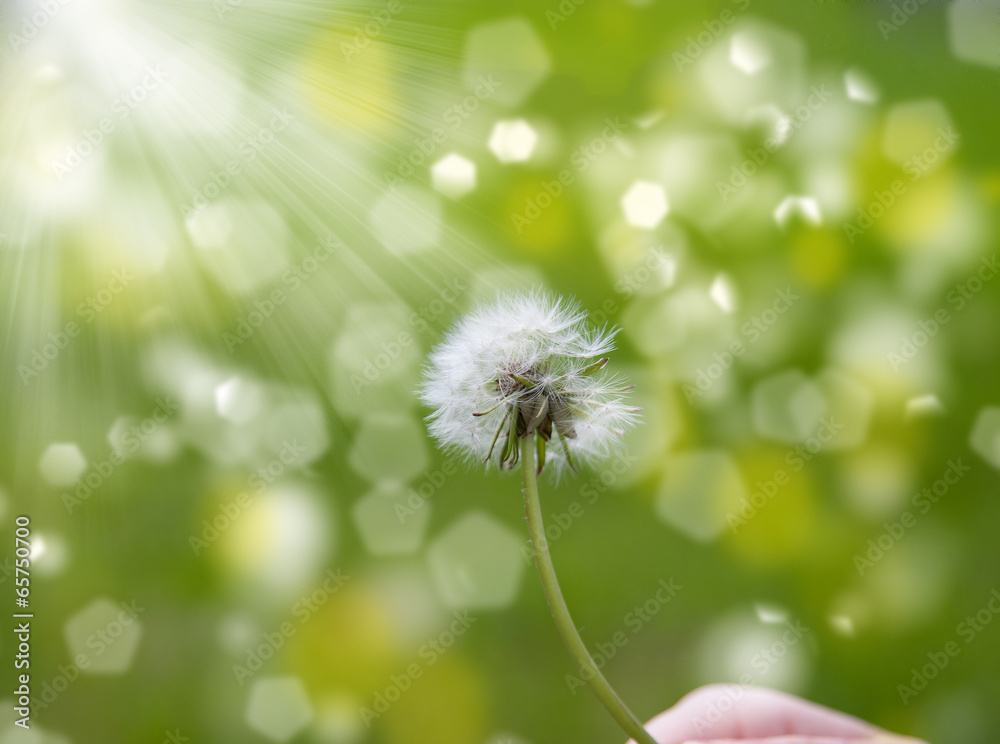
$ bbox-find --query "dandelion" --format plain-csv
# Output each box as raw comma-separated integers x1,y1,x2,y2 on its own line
419,290,657,744
419,290,640,475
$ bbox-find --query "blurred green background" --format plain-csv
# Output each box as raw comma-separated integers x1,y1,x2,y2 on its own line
1,0,999,742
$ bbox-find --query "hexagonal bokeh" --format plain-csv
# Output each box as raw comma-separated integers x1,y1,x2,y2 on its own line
431,153,476,198
185,199,290,296
215,376,263,424
621,181,668,229
697,20,806,123
348,414,429,483
353,483,430,555
880,99,956,167
463,17,550,108
751,369,826,443
654,134,742,227
246,676,313,742
696,610,811,693
656,450,746,542
328,303,423,420
64,598,144,674
427,511,525,609
969,407,1000,469
38,443,87,487
107,415,179,463
368,185,442,256
259,392,330,468
488,119,538,163
814,369,873,450
948,0,1000,68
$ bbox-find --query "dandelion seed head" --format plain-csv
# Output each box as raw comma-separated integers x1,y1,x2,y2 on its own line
418,290,640,476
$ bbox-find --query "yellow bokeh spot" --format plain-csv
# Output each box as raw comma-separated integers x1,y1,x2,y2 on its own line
301,31,398,134
382,655,487,744
287,583,398,692
504,178,573,253
790,229,845,290
725,447,820,567
218,493,276,576
881,170,959,248
978,172,1000,204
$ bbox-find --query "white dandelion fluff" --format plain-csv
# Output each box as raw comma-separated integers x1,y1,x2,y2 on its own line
419,290,640,475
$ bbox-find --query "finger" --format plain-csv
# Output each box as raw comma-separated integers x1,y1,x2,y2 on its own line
625,685,898,744
674,736,928,744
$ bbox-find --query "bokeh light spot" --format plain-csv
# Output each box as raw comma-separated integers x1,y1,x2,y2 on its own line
353,483,431,556
64,598,143,675
246,676,314,742
427,511,524,609
38,443,86,487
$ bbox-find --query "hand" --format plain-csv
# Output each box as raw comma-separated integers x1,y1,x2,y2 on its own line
626,684,929,744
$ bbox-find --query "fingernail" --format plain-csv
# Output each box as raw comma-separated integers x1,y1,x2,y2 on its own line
865,735,930,744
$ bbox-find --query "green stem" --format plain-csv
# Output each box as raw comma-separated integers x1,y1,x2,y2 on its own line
520,436,658,744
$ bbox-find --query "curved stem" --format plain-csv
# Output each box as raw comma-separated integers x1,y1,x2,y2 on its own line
520,436,658,744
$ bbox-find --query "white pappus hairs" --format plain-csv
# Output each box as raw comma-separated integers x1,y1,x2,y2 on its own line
418,289,640,476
